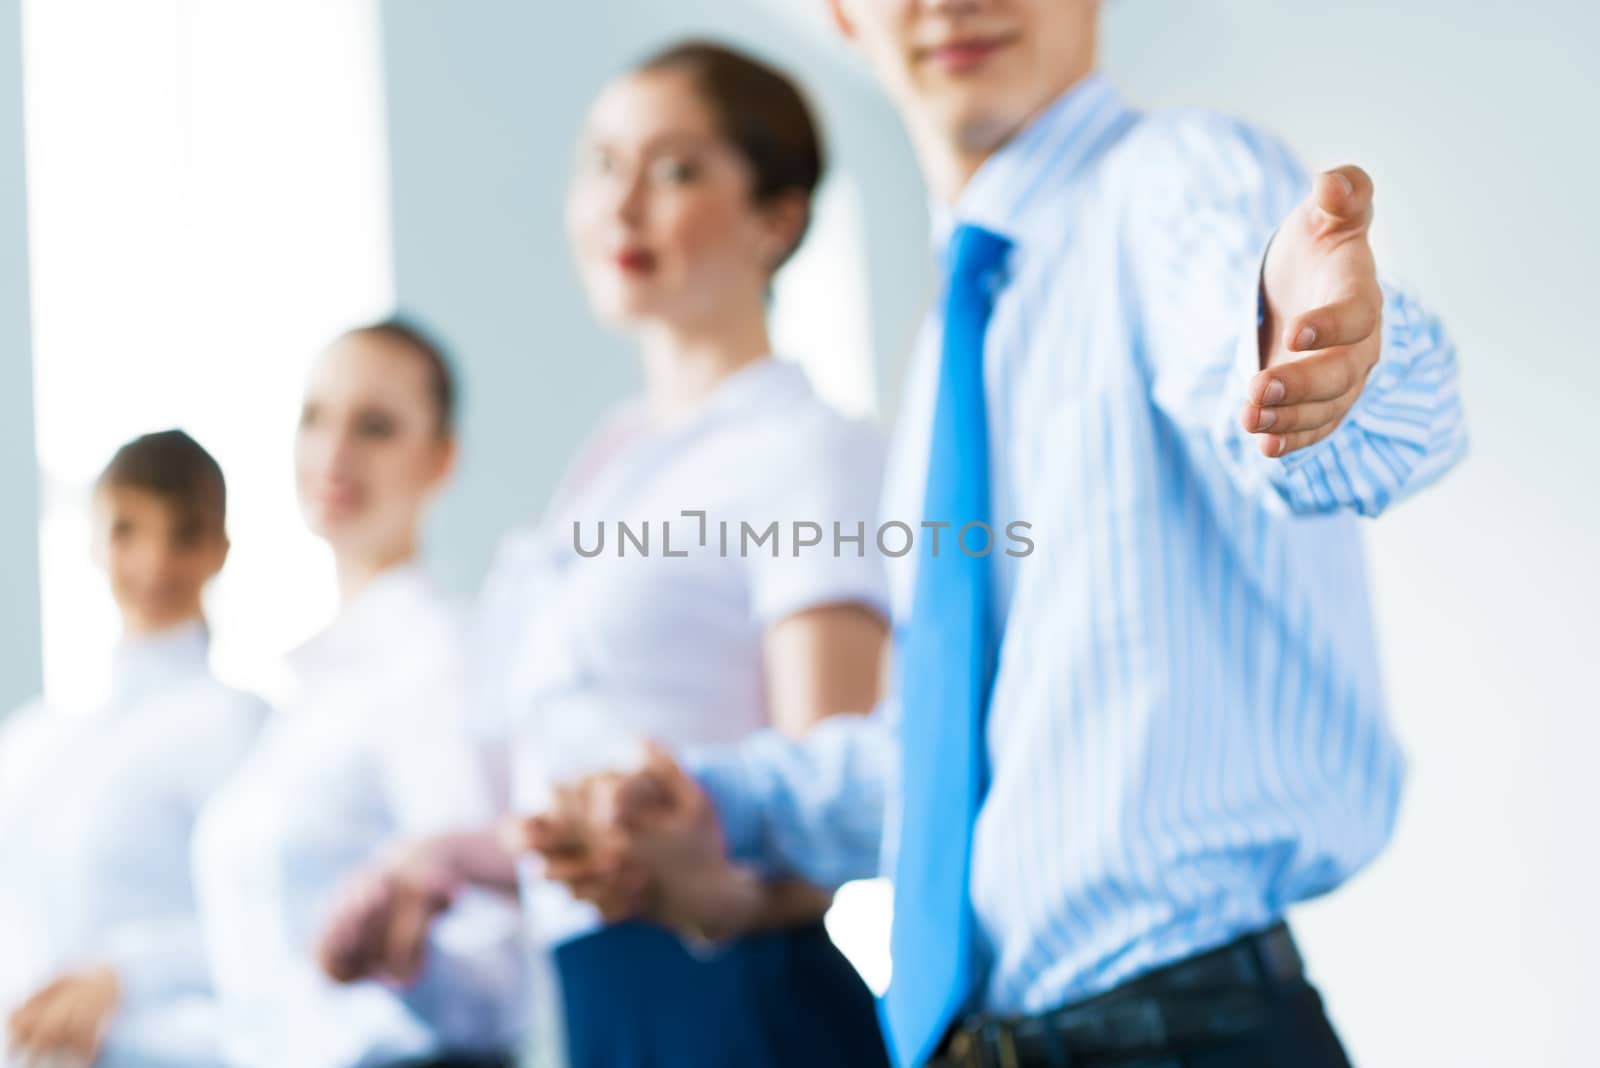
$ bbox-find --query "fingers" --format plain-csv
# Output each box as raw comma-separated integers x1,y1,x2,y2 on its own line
382,863,457,984
649,741,700,808
1243,340,1379,457
1249,341,1378,408
59,994,104,1063
1279,289,1381,354
381,896,434,985
7,974,117,1063
523,809,622,892
539,851,618,885
1257,426,1333,458
616,769,675,831
642,738,675,772
566,862,650,920
8,982,59,1055
1314,165,1373,229
1243,385,1360,437
577,772,626,829
22,987,75,1062
522,812,587,859
320,867,450,985
7,998,35,1053
591,866,653,923
317,878,383,982
496,815,530,855
1241,389,1350,457
616,742,698,831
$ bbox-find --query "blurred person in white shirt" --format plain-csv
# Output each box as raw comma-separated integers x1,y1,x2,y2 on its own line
317,42,894,1068
191,323,523,1068
2,430,265,1068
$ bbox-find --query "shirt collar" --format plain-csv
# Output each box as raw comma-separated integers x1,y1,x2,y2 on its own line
288,562,435,680
108,618,211,705
646,355,813,436
703,356,811,418
930,72,1132,253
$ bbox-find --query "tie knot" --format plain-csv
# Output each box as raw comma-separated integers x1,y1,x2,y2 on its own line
946,223,1013,289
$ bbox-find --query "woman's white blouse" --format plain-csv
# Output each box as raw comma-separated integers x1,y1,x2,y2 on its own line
471,358,889,944
0,621,264,1065
193,566,524,1068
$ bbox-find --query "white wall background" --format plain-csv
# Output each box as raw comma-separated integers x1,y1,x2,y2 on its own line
1100,3,1600,1066
0,0,41,713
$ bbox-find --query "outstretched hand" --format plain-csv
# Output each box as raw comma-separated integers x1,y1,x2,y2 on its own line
1244,165,1383,457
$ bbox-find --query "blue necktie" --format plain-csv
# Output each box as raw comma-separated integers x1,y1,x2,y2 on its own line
885,223,1013,1068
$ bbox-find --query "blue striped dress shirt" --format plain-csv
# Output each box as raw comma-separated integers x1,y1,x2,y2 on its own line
694,72,1468,1018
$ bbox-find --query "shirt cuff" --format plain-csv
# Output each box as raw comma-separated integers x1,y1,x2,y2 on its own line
1220,277,1399,516
684,744,774,874
100,925,206,1009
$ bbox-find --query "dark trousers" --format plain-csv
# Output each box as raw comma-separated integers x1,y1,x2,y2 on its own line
933,925,1353,1068
556,919,890,1068
1117,978,1351,1068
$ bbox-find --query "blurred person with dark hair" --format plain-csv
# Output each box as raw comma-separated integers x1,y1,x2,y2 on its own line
189,323,523,1068
2,430,265,1068
316,42,892,1068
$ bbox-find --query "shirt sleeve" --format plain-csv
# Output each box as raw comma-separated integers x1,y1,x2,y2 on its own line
107,688,265,1009
401,888,529,1053
374,633,527,1047
739,414,892,626
377,624,498,835
101,915,212,1008
685,701,897,891
1127,112,1468,518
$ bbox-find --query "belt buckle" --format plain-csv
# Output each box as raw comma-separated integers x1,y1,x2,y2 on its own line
947,1027,980,1067
984,1020,1023,1068
947,1022,1022,1068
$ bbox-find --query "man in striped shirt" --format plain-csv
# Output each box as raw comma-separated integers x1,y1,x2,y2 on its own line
523,2,1467,1066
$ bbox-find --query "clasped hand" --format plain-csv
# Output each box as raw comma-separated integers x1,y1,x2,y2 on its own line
315,744,746,988
515,744,754,944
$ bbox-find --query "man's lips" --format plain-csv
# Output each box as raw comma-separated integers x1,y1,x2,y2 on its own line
918,33,1017,74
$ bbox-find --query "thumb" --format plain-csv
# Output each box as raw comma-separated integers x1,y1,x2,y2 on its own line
502,813,541,851
1314,165,1373,230
617,741,687,827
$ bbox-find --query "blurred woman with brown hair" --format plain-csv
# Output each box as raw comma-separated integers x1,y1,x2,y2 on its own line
320,42,892,1068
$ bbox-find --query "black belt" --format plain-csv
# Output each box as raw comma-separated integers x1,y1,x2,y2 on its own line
931,923,1304,1068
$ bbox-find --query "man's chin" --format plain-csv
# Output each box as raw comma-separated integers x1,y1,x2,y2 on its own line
943,100,1031,160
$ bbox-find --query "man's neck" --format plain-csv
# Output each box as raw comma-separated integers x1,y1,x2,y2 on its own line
918,69,1102,206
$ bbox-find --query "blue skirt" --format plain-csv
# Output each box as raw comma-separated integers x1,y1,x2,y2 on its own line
554,920,890,1068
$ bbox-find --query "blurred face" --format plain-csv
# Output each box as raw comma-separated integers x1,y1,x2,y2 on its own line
567,68,805,329
829,0,1099,187
93,485,227,636
295,333,455,565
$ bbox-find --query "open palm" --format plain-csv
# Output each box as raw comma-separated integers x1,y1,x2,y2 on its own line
1243,165,1383,457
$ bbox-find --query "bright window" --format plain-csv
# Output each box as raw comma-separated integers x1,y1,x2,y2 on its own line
23,0,393,700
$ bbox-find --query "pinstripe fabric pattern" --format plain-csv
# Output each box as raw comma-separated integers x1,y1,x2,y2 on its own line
694,73,1467,1022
